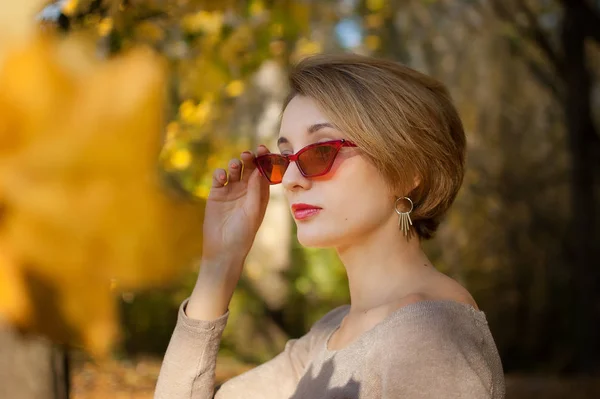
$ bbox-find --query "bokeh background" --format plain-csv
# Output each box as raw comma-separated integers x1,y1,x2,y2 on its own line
1,0,599,398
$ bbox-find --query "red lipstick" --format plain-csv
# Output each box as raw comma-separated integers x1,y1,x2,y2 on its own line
291,203,322,220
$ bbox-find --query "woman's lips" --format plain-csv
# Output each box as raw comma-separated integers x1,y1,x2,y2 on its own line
291,204,322,220
293,208,321,220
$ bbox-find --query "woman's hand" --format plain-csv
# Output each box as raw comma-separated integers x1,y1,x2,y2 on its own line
201,145,271,263
187,145,272,320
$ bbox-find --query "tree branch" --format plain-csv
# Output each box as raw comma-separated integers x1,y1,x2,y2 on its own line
515,0,564,74
515,51,561,98
491,0,563,76
489,1,560,97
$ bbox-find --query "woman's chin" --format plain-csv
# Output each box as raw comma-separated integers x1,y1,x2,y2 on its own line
296,230,337,248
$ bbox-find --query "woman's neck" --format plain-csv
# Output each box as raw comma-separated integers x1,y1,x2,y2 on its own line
336,217,433,314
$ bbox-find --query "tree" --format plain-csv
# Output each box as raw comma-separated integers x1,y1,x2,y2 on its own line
489,0,600,372
0,326,69,399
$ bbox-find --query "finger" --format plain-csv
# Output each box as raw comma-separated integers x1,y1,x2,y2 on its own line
246,168,269,210
227,158,243,183
245,145,271,183
241,151,256,182
256,144,270,156
211,168,227,188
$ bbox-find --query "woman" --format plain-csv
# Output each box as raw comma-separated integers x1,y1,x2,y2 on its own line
155,53,505,398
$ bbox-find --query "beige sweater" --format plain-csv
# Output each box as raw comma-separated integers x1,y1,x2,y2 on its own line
155,299,505,398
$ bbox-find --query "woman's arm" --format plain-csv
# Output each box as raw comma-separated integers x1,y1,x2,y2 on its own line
155,148,274,398
154,298,228,399
154,298,315,399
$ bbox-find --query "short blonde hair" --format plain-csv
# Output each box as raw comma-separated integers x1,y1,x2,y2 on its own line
284,53,466,240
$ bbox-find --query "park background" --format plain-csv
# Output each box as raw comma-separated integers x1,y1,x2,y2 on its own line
0,0,599,398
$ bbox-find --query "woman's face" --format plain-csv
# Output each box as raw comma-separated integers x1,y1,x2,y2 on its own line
278,95,396,248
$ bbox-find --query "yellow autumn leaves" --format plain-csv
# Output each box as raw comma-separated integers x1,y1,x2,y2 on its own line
0,3,205,356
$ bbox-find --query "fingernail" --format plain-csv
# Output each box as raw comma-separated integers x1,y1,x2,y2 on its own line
231,163,239,169
219,173,226,180
242,151,252,155
258,144,267,148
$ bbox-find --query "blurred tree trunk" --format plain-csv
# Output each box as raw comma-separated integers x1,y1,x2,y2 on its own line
560,0,600,372
0,322,69,399
490,0,600,372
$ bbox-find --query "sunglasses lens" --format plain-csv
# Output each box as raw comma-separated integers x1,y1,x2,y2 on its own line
256,155,288,184
298,144,337,176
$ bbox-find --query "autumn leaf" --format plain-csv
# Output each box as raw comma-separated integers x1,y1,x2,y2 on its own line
0,31,205,356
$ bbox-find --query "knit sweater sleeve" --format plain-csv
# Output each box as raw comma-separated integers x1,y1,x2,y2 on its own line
368,302,505,399
154,299,347,399
154,298,229,399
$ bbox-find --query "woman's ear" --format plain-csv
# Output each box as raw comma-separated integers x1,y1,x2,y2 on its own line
388,174,421,199
412,175,421,191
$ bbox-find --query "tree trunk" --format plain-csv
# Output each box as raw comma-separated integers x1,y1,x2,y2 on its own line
561,1,600,373
0,321,69,399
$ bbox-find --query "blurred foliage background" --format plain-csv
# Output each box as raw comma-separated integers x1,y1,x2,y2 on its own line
1,0,599,398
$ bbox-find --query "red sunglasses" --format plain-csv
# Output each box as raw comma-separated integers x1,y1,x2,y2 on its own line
254,139,357,185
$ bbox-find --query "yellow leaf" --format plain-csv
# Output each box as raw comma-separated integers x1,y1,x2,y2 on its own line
179,99,197,123
365,35,381,51
181,10,223,35
366,0,386,12
225,79,245,97
179,99,213,125
61,0,79,16
193,184,210,199
169,148,192,170
98,18,114,37
294,38,322,58
249,0,265,17
0,35,205,357
195,100,213,123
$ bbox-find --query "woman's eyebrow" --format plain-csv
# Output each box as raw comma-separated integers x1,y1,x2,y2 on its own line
277,122,337,146
308,122,336,133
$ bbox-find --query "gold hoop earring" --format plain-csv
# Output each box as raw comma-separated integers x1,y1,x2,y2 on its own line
394,197,413,237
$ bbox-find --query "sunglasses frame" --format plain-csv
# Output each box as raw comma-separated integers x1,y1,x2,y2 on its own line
254,139,357,185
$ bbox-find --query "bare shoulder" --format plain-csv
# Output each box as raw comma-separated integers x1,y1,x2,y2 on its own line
428,269,479,309
396,269,479,311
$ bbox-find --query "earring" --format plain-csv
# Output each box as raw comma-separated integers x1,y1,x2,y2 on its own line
394,197,413,237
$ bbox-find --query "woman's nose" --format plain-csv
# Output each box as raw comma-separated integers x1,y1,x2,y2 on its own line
281,161,311,191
